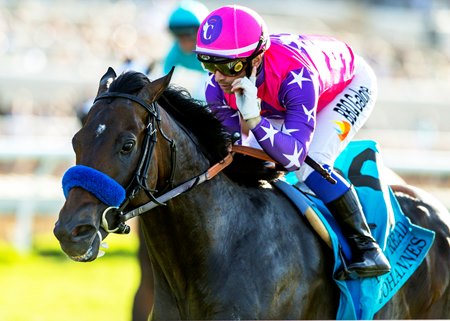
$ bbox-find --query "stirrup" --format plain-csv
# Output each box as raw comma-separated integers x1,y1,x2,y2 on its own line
334,245,358,280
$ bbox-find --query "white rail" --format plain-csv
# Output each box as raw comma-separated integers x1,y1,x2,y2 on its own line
0,135,74,252
1,134,449,251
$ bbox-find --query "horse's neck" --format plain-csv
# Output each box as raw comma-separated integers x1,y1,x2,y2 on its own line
142,175,237,314
159,110,210,183
141,117,240,309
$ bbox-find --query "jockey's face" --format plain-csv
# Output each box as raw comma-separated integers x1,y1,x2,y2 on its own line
213,54,263,94
214,69,246,93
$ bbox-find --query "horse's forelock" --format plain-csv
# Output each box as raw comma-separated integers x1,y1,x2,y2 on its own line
108,71,150,95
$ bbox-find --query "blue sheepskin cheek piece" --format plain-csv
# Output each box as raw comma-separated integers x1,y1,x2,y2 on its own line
62,165,126,207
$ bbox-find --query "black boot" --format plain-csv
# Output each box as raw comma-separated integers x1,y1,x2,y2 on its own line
326,186,391,280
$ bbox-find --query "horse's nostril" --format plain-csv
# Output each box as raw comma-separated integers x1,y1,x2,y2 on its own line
72,224,96,239
53,222,64,240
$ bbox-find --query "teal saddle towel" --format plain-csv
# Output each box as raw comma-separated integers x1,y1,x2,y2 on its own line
277,140,435,320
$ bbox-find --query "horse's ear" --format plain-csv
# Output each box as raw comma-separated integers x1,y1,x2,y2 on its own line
144,66,175,101
97,67,117,95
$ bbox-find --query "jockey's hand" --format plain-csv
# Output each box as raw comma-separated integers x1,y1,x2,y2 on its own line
232,66,261,121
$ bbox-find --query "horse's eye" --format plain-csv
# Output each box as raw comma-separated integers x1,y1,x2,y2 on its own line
121,141,135,154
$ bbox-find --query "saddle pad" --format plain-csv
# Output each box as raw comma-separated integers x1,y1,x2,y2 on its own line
275,140,435,319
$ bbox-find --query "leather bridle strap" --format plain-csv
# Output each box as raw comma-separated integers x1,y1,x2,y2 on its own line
118,153,233,223
231,145,336,184
231,145,275,163
95,91,176,205
95,92,159,118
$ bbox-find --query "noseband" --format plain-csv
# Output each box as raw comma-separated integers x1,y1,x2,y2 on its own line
62,91,233,234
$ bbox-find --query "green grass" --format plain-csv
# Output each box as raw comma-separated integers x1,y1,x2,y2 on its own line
0,233,141,321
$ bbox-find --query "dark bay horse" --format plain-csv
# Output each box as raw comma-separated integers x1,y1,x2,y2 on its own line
54,68,450,320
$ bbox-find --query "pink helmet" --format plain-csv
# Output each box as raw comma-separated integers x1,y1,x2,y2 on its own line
194,5,270,61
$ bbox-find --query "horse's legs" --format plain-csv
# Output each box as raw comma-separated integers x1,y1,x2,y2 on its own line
131,223,154,321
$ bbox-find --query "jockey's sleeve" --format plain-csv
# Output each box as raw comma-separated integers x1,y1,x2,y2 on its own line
251,67,318,171
205,74,240,134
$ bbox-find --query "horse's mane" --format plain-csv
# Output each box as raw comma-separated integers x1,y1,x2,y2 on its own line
158,86,230,164
108,71,282,186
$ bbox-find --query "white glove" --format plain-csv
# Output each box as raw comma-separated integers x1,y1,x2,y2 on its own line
232,67,261,120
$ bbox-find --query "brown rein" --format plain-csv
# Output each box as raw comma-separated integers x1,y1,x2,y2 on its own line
116,152,234,224
118,147,272,222
231,145,278,163
107,145,333,233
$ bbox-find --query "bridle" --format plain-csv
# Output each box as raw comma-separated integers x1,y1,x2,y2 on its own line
91,90,334,234
94,91,233,234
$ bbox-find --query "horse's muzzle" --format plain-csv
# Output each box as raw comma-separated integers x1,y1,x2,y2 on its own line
53,218,101,260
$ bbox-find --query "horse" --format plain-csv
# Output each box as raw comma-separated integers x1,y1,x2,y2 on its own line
54,68,450,320
132,225,154,321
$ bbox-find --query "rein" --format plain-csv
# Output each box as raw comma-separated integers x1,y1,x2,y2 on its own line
231,145,337,184
106,144,333,233
72,91,334,234
115,153,233,225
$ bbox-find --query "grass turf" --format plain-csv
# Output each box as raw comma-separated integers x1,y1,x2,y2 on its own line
0,233,141,321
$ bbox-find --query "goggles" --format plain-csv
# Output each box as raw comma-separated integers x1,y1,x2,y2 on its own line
200,58,247,76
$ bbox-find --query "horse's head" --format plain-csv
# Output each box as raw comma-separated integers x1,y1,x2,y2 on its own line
53,67,173,261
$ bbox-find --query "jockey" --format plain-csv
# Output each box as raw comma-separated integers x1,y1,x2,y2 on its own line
164,0,210,74
195,5,391,280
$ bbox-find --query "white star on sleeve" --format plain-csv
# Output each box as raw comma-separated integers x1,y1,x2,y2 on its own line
206,73,216,88
281,124,299,136
259,123,278,146
283,143,303,169
303,104,315,123
287,68,311,89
